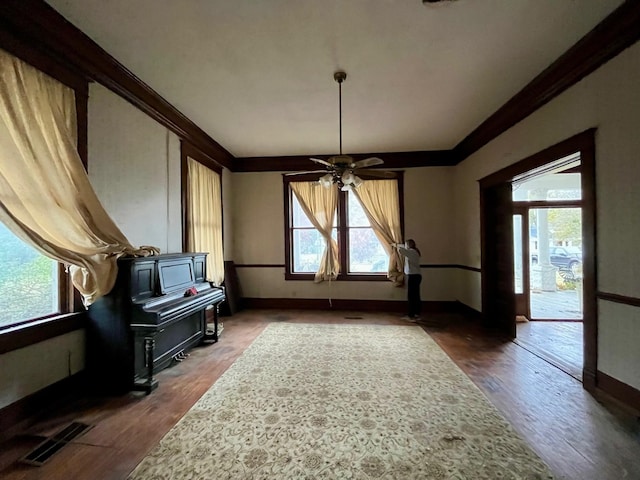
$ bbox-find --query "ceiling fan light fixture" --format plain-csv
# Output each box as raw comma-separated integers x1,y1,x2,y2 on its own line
340,171,364,190
341,171,355,185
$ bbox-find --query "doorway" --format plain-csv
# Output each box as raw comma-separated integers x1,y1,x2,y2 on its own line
513,202,584,380
480,130,597,392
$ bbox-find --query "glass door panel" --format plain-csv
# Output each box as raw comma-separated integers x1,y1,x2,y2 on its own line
513,214,523,295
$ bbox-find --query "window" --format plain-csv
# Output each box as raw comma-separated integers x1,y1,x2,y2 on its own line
0,222,62,328
284,174,404,280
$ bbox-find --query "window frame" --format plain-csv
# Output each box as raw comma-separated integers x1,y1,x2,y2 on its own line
0,40,87,346
283,172,404,281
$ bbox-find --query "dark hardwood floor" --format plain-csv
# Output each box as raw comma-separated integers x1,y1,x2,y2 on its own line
1,309,638,480
515,320,583,380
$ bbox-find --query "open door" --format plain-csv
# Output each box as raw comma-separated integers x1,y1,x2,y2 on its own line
481,183,516,338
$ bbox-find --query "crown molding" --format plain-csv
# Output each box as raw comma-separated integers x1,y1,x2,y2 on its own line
234,150,456,172
0,0,234,169
453,0,640,163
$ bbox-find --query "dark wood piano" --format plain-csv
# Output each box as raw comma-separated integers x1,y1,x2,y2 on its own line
86,252,225,394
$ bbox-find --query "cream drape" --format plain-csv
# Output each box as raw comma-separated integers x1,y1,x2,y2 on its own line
352,179,404,286
0,49,159,306
290,182,339,282
186,157,224,285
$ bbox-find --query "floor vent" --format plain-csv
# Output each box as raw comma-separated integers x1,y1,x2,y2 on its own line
21,422,93,466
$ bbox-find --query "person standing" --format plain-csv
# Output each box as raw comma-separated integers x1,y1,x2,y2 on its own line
394,239,422,321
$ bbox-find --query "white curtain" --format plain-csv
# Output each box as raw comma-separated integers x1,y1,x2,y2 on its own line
290,181,339,282
0,49,158,306
352,179,404,286
186,157,224,285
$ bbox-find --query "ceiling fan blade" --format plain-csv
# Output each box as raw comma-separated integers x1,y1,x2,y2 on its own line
353,169,397,179
310,158,333,167
353,157,384,168
284,170,328,176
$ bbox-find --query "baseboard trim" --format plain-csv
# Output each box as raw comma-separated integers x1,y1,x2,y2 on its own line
454,301,482,319
583,367,597,392
242,298,462,313
0,371,86,443
596,370,640,414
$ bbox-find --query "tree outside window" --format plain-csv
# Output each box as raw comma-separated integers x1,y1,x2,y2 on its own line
0,221,60,328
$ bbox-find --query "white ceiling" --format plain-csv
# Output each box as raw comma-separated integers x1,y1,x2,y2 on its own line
46,0,624,158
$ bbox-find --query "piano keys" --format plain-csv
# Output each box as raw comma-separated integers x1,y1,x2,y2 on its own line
86,253,225,394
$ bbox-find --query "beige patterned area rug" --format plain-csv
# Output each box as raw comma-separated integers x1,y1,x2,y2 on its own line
129,323,553,479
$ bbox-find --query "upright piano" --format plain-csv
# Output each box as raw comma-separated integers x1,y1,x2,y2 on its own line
86,252,225,394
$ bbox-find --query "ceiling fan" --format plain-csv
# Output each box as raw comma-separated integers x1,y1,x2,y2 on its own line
286,71,396,191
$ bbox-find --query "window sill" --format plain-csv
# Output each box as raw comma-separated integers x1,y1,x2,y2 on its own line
284,273,391,282
0,312,86,355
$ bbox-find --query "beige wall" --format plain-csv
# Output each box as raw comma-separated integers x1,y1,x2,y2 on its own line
453,41,640,389
231,167,458,302
87,83,183,254
0,330,84,410
222,168,234,260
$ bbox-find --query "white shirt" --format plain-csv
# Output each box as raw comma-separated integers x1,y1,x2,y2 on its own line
397,246,421,275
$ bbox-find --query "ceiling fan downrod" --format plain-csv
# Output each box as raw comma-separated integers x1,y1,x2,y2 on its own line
334,71,346,156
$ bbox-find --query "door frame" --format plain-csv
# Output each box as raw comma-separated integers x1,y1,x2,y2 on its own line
512,206,530,318
479,129,597,392
480,183,516,338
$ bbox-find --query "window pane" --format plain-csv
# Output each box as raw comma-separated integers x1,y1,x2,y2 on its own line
347,192,369,227
292,228,337,273
291,191,337,228
348,227,388,273
291,194,314,227
513,155,582,201
513,214,523,294
0,222,59,327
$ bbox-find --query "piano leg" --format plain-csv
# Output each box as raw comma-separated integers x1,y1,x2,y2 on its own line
134,336,159,394
204,303,220,343
213,304,219,342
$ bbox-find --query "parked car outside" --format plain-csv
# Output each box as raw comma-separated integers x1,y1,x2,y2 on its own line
531,246,582,277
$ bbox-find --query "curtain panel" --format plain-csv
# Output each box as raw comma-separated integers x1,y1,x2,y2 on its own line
352,179,404,286
290,182,339,282
0,49,158,307
186,157,224,285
